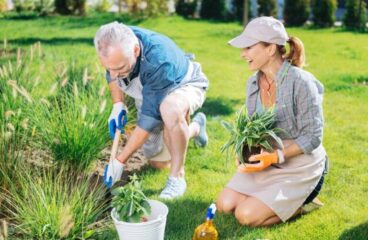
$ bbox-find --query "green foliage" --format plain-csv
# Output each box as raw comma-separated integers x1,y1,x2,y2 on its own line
258,0,277,17
343,0,367,31
93,0,112,13
176,0,198,18
54,0,87,15
221,106,283,163
28,64,110,172
284,0,311,26
200,0,226,20
4,166,108,239
0,0,6,12
312,0,337,27
12,0,54,15
126,0,169,18
111,174,151,223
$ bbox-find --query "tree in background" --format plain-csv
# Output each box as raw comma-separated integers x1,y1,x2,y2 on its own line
200,0,226,20
0,0,6,12
176,0,198,18
54,0,86,15
284,0,310,26
343,0,367,31
258,0,277,17
312,0,337,27
126,0,169,17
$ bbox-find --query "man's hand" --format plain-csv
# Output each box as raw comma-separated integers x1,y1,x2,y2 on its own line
108,102,127,139
103,158,125,189
238,150,284,173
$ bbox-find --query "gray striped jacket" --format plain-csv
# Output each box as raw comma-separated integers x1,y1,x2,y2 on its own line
246,61,324,154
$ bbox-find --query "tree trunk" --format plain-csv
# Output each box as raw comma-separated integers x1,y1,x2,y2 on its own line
243,0,249,26
118,0,123,13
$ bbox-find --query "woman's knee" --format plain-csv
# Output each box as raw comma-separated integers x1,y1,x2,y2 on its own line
234,205,261,227
216,189,243,213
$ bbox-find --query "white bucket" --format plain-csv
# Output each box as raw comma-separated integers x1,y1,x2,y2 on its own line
111,199,169,240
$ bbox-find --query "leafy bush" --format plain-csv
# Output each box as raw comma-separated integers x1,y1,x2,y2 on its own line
312,0,337,27
126,0,169,17
4,166,108,239
221,107,283,164
12,0,53,15
229,0,252,22
54,0,87,15
111,174,151,223
343,0,367,31
284,0,311,26
200,0,226,20
176,0,198,18
258,0,277,17
94,0,112,13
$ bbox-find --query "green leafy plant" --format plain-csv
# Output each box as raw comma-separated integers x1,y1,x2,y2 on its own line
312,0,337,27
284,0,310,26
4,165,108,239
111,174,151,223
221,106,283,164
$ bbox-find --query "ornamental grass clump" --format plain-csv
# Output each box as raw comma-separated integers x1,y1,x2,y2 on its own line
4,165,109,239
221,106,283,164
111,174,151,223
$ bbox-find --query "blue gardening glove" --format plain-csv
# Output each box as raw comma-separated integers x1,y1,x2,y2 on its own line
108,102,127,139
103,158,125,189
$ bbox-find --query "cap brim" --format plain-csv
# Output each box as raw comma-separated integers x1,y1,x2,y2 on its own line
228,35,259,48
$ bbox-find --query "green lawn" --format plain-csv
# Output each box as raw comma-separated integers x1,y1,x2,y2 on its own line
1,14,368,239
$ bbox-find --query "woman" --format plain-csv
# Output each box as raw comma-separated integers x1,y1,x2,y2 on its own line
216,17,328,227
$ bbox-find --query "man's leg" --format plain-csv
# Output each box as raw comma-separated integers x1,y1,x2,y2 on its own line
159,92,190,178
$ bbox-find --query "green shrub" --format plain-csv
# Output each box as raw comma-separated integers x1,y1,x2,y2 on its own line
126,0,169,17
229,0,252,22
94,0,112,13
4,166,108,239
200,0,226,20
284,0,311,26
343,0,367,31
54,0,87,15
176,0,198,18
312,0,337,27
258,0,277,17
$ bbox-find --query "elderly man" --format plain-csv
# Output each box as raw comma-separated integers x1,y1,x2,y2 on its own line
94,22,209,200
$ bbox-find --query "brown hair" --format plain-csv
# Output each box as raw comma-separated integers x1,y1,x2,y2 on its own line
277,36,305,68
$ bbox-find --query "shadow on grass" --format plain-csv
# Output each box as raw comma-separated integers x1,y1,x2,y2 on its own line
339,221,368,240
199,97,241,117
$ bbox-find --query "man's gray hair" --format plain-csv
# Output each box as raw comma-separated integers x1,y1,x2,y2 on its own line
94,21,139,57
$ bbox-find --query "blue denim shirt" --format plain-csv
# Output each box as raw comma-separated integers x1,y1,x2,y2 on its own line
106,27,194,132
246,61,325,154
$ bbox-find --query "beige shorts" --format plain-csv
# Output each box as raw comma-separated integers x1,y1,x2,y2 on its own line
144,85,206,162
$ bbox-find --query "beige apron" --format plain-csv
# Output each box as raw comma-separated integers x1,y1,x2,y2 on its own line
226,140,327,222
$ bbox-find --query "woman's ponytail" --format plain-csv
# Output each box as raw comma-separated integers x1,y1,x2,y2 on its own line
284,36,305,68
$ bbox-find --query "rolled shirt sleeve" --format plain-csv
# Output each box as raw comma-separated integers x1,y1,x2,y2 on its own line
294,74,324,154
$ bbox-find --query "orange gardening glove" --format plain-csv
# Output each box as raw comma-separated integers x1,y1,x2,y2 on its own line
237,151,279,173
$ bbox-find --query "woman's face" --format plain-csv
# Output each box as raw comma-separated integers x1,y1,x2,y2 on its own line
241,43,271,71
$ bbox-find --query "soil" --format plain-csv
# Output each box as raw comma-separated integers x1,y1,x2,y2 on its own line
241,145,261,164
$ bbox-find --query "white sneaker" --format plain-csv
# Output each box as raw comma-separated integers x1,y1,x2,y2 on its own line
159,176,187,200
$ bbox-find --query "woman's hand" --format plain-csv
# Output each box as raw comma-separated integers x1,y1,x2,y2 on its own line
238,151,279,173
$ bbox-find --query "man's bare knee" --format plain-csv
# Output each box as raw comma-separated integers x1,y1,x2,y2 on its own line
149,160,171,170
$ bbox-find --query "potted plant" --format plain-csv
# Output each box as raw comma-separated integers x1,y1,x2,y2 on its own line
221,106,284,164
110,174,169,240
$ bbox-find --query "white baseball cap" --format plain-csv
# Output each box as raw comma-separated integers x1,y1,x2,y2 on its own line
229,16,288,48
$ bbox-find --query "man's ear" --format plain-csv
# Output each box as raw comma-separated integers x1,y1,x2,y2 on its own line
134,44,140,58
